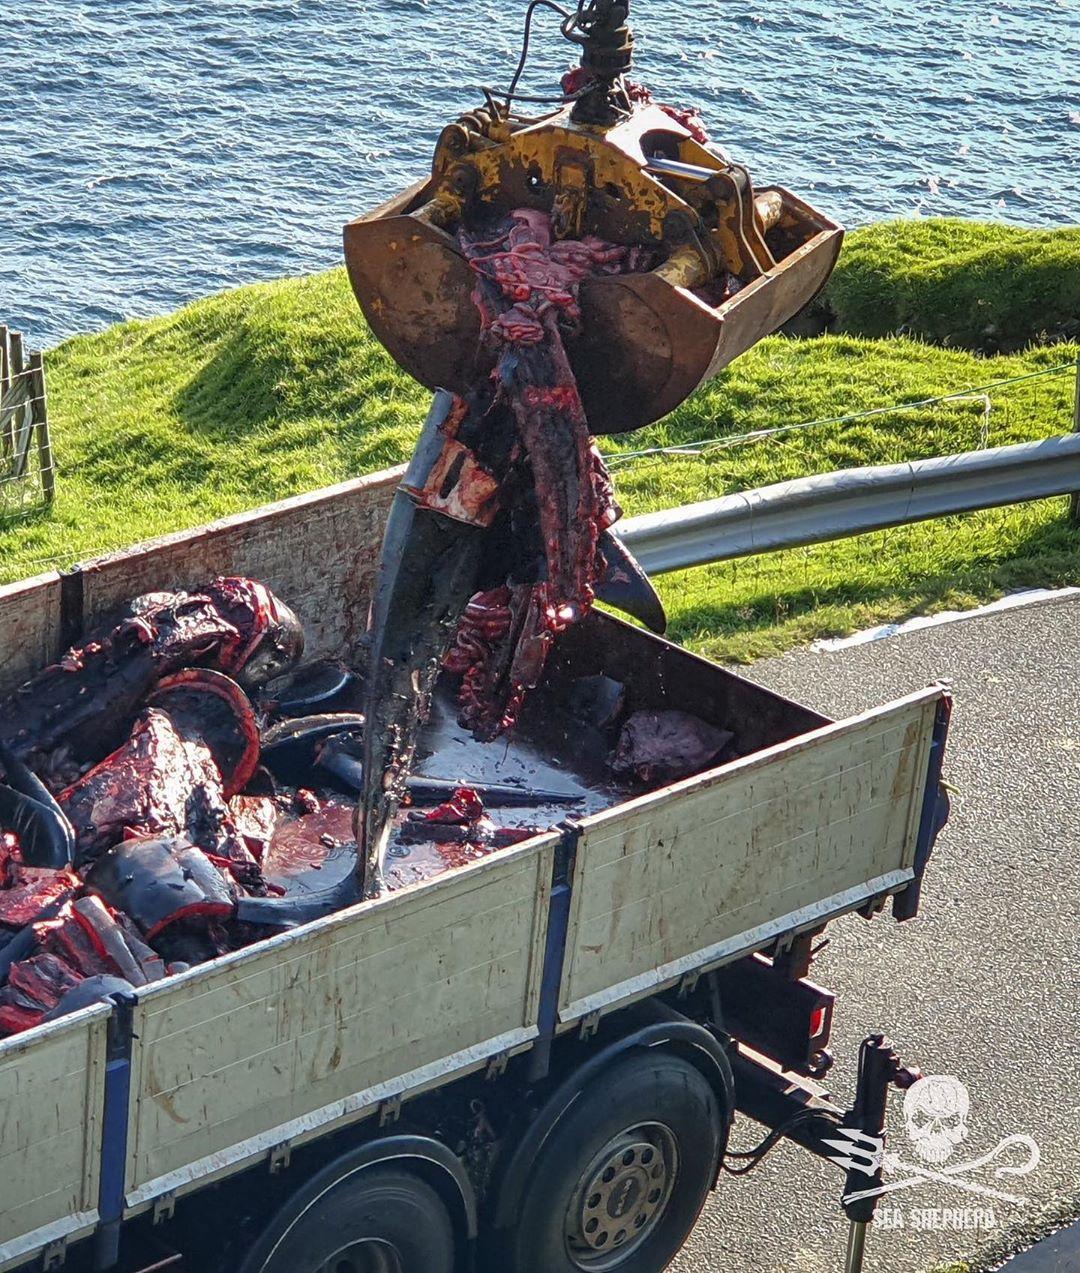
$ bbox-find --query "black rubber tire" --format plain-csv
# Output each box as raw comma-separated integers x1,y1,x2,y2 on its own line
487,1051,721,1273
237,1165,456,1273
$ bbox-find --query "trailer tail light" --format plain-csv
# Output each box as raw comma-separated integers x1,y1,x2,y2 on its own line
713,954,836,1077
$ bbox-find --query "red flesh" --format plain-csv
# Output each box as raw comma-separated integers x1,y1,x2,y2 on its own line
449,210,643,739
0,863,79,930
59,706,261,886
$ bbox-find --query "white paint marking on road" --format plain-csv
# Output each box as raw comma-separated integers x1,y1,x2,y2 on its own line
811,588,1080,652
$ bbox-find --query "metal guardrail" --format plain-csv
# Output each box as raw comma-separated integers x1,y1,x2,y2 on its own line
616,431,1080,576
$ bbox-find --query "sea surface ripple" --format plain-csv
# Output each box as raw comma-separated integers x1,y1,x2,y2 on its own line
2,0,1077,347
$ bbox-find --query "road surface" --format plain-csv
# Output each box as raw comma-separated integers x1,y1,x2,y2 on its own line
1001,1220,1080,1270
673,594,1080,1273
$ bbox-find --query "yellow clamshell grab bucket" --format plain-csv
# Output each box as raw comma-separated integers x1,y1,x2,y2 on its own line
343,12,843,435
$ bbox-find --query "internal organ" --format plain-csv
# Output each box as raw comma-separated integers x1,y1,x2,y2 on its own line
447,210,646,739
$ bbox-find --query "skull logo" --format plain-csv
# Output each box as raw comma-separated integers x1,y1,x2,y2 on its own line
904,1074,970,1165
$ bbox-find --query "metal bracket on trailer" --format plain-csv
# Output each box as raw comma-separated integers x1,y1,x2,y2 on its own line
578,1011,601,1040
771,929,819,980
379,1094,403,1127
485,1050,510,1080
42,1238,67,1269
677,968,701,999
151,1193,176,1227
268,1141,293,1175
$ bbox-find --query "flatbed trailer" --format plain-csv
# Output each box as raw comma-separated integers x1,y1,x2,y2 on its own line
0,465,950,1273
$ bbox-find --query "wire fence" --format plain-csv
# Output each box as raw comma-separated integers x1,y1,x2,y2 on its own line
604,360,1078,472
0,326,55,522
602,354,1080,611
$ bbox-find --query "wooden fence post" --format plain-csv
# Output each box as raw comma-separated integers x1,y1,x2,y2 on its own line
29,352,55,505
0,325,10,460
7,331,31,480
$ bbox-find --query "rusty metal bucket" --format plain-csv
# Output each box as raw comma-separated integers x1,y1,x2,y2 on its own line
343,100,843,435
345,185,840,435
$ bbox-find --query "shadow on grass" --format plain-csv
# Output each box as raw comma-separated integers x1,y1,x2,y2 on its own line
75,426,219,491
0,502,53,535
171,320,290,442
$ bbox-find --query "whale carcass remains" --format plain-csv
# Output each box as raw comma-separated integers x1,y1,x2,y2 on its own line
0,561,735,1037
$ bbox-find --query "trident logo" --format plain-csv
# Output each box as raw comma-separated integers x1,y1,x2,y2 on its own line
823,1076,1041,1207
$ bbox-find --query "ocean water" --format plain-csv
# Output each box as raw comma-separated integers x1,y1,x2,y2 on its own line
2,0,1077,348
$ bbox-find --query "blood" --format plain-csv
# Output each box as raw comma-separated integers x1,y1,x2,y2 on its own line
38,905,118,979
0,864,79,930
0,1002,44,1034
229,794,278,862
396,785,540,867
0,952,84,1032
433,840,496,870
448,209,647,739
261,798,356,895
421,786,487,825
59,707,261,887
0,892,166,1032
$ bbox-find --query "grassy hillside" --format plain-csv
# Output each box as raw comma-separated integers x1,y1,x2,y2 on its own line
817,219,1080,351
2,221,1078,662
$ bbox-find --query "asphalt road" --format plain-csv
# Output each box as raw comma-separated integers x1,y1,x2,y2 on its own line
671,595,1080,1273
1001,1221,1080,1270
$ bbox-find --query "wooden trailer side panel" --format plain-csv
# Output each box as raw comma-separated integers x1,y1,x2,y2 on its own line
558,689,941,1022
123,836,556,1208
0,471,402,702
0,572,64,698
77,470,400,662
0,1007,109,1272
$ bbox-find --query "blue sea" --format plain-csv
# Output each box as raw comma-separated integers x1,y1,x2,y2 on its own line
2,0,1077,348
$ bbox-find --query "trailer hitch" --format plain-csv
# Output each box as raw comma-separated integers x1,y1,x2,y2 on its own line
727,1030,924,1271
826,1034,922,1273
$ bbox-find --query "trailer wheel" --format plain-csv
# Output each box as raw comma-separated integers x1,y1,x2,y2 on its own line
237,1165,455,1273
489,1051,721,1272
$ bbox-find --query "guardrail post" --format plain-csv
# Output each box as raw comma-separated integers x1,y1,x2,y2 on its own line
1070,352,1080,526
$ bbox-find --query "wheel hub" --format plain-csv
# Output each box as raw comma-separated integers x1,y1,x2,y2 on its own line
565,1124,678,1269
315,1241,402,1273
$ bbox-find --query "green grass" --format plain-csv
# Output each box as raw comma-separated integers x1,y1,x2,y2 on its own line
606,334,1078,662
2,221,1078,664
818,219,1080,351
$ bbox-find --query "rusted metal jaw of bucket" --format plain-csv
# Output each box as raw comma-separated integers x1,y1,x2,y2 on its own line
344,97,843,434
